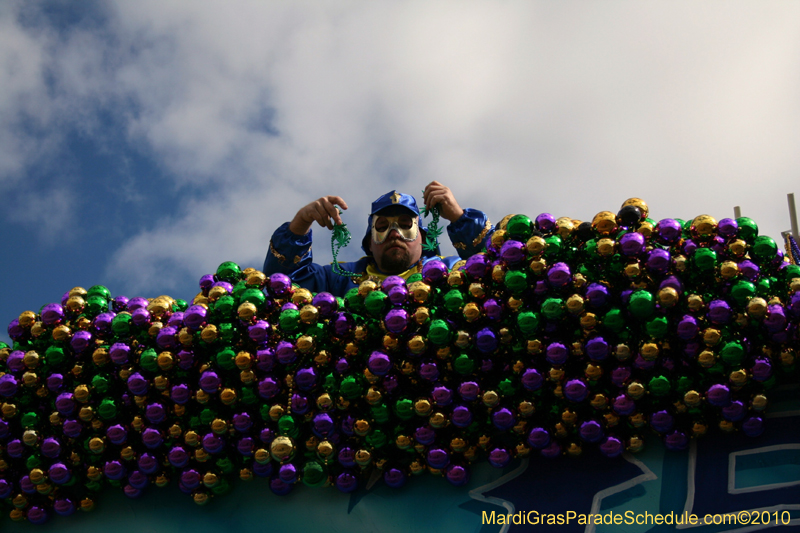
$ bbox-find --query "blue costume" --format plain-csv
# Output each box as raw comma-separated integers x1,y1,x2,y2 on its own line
263,191,493,296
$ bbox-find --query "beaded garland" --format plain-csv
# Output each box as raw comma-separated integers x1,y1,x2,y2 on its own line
1,198,800,524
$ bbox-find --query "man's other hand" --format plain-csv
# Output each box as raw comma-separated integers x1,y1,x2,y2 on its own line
289,196,348,235
423,181,465,223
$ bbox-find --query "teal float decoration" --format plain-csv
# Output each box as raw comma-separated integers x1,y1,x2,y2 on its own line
2,198,800,524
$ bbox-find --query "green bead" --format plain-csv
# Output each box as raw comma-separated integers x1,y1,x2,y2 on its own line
259,405,271,421
98,399,117,420
91,375,110,394
211,479,230,496
21,412,39,428
344,288,365,313
85,295,108,316
239,288,266,307
504,270,527,294
506,215,534,240
371,404,389,424
628,290,655,319
278,415,297,437
517,311,540,336
753,236,777,262
498,378,516,396
693,248,717,271
584,239,598,258
543,235,563,259
453,354,476,374
218,322,236,343
214,295,236,316
139,348,158,373
645,316,668,338
45,346,66,366
676,376,693,393
86,285,111,300
241,387,257,405
215,348,236,370
26,455,43,470
200,408,216,426
541,298,564,320
366,429,387,448
216,261,242,283
648,376,670,397
756,278,771,296
232,281,247,300
340,376,362,400
394,398,414,420
216,457,234,474
720,341,745,366
782,264,800,281
279,308,300,332
302,461,327,487
736,217,758,243
111,313,132,336
364,290,388,316
603,308,625,332
174,299,188,312
730,279,756,305
407,273,423,284
428,320,451,345
444,289,465,313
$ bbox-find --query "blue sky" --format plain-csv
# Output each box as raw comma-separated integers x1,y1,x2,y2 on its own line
3,1,800,345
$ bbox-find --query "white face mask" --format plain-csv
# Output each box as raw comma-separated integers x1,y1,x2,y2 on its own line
371,214,419,244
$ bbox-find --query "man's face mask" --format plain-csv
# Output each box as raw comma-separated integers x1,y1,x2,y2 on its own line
371,214,419,245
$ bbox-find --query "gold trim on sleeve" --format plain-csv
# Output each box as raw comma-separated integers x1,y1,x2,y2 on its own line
472,219,492,248
269,241,286,263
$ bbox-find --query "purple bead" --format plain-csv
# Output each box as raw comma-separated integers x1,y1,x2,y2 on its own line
500,240,526,264
55,393,75,416
259,428,275,444
585,337,609,361
707,384,731,407
707,300,732,325
6,351,24,373
527,427,551,449
128,470,149,490
676,315,699,340
70,330,93,353
62,420,82,439
488,447,511,468
656,218,682,244
127,372,149,395
0,374,18,398
432,385,453,406
564,379,588,402
156,325,178,349
682,239,697,255
383,374,399,394
142,428,163,449
279,463,297,484
46,373,64,392
427,448,450,469
419,361,439,381
93,311,116,333
422,259,448,284
212,280,233,294
180,469,201,489
183,304,208,330
291,393,309,415
258,377,280,400
646,248,671,274
145,402,167,424
540,440,561,458
521,368,543,391
138,453,158,474
742,416,765,437
294,367,317,391
0,479,11,499
170,384,190,405
722,401,746,422
335,358,350,374
751,358,773,382
167,311,184,327
613,394,636,416
311,292,338,316
335,471,358,493
53,498,75,516
199,371,220,393
738,260,759,280
256,346,275,372
609,365,631,386
248,320,270,343
276,341,297,365
49,463,70,484
109,343,131,365
386,285,409,306
312,413,334,438
268,273,292,297
445,464,469,486
600,436,623,458
237,437,254,456
384,467,406,488
650,410,674,433
620,232,646,256
585,283,610,308
252,462,272,478
7,319,25,340
545,342,568,365
107,424,128,445
458,381,480,401
664,431,689,451
718,217,738,237
338,447,356,468
764,304,788,333
579,420,604,443
0,419,8,440
131,307,151,327
104,460,126,480
534,212,556,232
414,425,436,446
547,262,571,288
127,297,149,312
233,412,252,432
659,275,683,293
534,280,548,296
202,433,224,454
199,274,215,291
633,354,655,371
491,408,515,431
168,446,190,468
483,298,503,321
333,312,354,336
20,475,35,494
27,506,47,525
384,308,408,334
41,303,65,325
476,328,498,353
451,405,473,428
367,351,392,376
41,437,61,458
465,254,491,280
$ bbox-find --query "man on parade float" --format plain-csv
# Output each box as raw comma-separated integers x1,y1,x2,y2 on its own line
264,181,494,295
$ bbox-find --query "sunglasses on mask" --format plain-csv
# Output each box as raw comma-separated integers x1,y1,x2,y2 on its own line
371,214,419,244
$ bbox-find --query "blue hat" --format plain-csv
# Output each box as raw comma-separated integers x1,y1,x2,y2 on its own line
361,190,439,256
